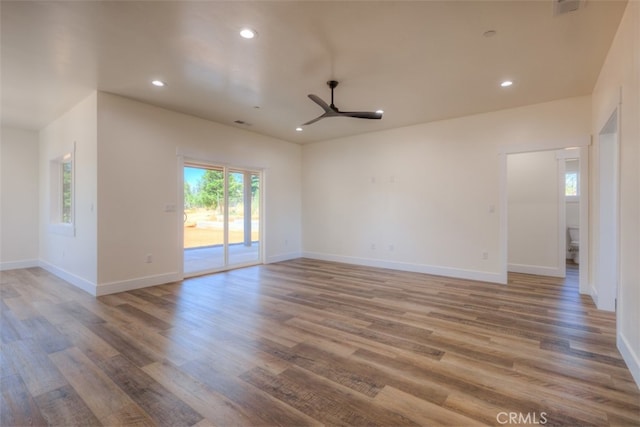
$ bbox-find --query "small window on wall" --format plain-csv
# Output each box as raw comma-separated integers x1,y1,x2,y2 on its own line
49,146,75,236
61,160,72,223
565,171,579,198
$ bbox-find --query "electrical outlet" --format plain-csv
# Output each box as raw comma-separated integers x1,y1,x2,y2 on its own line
370,243,376,250
145,253,153,263
482,251,488,260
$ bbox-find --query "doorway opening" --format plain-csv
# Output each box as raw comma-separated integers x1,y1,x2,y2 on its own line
500,138,589,294
506,150,567,279
183,163,261,276
564,157,580,287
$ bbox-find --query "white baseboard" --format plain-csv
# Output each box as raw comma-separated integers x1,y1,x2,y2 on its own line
96,272,182,296
39,260,97,296
508,263,564,277
0,259,39,271
303,252,505,284
265,251,302,264
39,260,181,296
618,332,640,389
590,284,599,306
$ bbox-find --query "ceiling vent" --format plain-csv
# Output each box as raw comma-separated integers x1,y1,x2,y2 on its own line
553,0,586,16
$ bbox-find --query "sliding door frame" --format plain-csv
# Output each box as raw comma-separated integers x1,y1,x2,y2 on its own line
179,157,263,278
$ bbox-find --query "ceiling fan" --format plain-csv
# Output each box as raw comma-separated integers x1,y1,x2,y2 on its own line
302,80,383,126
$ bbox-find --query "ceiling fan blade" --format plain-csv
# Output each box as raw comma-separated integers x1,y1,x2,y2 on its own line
339,111,383,120
308,94,332,112
302,113,328,126
302,109,343,126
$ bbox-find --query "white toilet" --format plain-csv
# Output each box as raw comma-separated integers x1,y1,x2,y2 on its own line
568,227,579,264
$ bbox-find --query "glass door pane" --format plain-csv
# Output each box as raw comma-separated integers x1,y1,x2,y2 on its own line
183,166,225,274
227,171,260,266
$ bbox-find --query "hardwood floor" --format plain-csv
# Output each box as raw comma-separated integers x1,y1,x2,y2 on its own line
1,259,639,426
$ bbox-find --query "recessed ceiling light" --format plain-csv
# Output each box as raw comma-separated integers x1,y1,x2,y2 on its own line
376,110,384,114
240,28,256,39
500,80,513,87
295,127,303,132
483,30,497,38
151,80,166,87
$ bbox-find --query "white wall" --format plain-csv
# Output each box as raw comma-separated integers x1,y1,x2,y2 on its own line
302,96,590,283
38,92,98,291
0,128,40,269
591,0,640,386
96,92,301,294
507,150,562,276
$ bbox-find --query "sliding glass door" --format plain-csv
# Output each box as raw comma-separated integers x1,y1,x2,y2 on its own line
183,163,261,276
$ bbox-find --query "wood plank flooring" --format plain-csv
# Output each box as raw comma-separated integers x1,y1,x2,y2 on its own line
1,259,639,426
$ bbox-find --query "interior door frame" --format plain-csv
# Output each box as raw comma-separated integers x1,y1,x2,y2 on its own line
498,136,590,293
594,106,620,312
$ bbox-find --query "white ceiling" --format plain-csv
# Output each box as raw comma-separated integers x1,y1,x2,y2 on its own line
1,1,627,144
